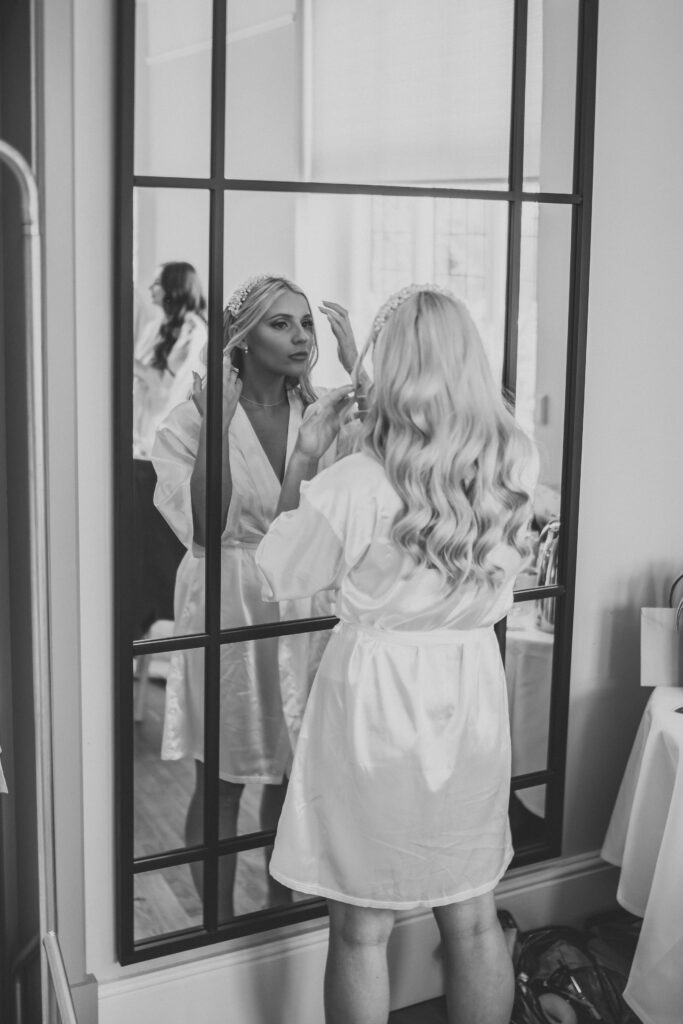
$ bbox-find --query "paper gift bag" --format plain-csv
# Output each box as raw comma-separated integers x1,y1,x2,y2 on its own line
640,607,683,687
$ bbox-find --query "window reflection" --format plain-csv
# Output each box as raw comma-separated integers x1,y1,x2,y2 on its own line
505,597,556,783
133,647,204,859
523,0,579,192
134,0,213,178
134,864,203,942
224,0,515,185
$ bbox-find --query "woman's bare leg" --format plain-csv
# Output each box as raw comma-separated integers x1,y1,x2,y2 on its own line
324,900,396,1024
260,779,292,906
185,760,244,920
184,760,204,899
433,892,514,1024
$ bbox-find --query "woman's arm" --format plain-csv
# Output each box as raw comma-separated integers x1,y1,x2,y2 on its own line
275,385,356,516
189,362,241,547
318,300,371,413
275,449,319,516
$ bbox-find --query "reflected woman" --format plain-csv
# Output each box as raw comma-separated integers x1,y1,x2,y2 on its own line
151,274,358,918
132,261,207,641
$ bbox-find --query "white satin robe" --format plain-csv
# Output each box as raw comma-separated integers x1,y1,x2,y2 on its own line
256,451,527,909
151,390,336,783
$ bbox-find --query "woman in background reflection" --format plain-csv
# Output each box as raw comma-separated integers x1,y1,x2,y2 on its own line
152,274,358,919
132,261,207,640
256,286,537,1024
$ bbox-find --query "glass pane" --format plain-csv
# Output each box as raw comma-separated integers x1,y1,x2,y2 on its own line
134,864,203,943
133,648,205,859
133,187,211,309
523,0,578,192
132,187,210,634
216,633,329,820
225,0,514,187
134,0,213,178
225,0,301,181
220,190,508,625
506,597,556,782
223,849,315,922
510,785,546,848
224,192,507,376
515,202,570,588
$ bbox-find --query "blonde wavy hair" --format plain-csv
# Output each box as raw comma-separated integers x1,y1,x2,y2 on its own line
355,286,536,590
222,275,319,405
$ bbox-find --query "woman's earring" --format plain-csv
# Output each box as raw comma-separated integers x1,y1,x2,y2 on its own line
242,344,249,354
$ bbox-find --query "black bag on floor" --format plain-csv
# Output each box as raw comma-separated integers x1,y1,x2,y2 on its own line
584,909,642,976
510,926,640,1024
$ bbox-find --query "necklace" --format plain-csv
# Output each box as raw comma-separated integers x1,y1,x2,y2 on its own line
239,394,288,408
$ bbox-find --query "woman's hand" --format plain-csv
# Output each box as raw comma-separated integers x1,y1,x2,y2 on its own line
318,300,359,376
295,385,356,459
192,359,242,429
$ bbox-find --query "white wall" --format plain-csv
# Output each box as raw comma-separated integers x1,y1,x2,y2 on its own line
34,0,683,1020
565,0,683,853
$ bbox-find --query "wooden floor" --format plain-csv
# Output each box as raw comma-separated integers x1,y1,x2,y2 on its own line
133,674,290,939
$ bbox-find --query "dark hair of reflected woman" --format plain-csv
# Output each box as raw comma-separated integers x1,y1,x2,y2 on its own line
150,261,207,371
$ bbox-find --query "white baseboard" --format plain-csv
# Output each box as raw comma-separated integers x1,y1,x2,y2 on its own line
97,852,619,1024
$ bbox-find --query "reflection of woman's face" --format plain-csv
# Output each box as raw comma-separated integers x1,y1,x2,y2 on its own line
245,291,314,378
149,270,164,308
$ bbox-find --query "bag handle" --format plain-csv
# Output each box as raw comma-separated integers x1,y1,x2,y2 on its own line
669,572,683,609
668,574,683,630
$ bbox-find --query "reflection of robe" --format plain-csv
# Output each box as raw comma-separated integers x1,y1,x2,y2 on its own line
151,390,336,783
132,313,207,636
256,452,528,908
133,312,207,460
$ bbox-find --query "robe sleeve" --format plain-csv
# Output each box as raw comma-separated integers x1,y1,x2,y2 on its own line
151,404,199,552
255,458,376,601
151,401,243,557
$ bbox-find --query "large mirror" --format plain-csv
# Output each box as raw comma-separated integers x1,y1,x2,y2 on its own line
119,0,588,960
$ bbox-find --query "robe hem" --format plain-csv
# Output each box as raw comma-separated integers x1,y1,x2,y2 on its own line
270,847,514,910
161,751,286,786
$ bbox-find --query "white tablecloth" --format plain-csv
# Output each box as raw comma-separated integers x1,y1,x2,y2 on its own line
506,614,554,817
602,687,683,1024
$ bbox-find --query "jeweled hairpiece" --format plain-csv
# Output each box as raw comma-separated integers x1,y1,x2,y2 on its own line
369,283,457,343
225,274,270,319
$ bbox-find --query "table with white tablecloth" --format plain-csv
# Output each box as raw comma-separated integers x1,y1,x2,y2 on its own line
602,686,683,1024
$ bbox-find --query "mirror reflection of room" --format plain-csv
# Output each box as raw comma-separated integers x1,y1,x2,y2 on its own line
129,0,576,941
132,260,208,643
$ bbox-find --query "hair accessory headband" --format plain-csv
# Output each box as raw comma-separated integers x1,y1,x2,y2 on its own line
370,282,457,343
225,274,271,319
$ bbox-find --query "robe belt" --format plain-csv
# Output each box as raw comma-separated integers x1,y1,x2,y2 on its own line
334,620,494,646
